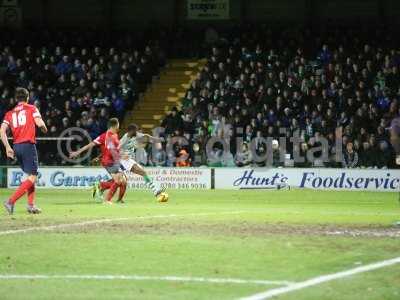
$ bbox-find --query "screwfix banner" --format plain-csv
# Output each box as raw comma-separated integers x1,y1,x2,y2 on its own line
214,168,400,192
187,0,230,20
7,167,211,190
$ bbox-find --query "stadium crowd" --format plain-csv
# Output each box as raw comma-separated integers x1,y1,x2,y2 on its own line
0,29,167,165
161,24,399,168
0,25,399,169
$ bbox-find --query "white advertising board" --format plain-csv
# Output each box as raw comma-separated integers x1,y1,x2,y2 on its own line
7,167,400,192
7,168,211,190
214,168,400,192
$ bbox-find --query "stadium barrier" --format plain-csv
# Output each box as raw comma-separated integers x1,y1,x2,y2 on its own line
4,167,400,192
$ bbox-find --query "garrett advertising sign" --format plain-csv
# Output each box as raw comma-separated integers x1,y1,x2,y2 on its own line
7,167,211,190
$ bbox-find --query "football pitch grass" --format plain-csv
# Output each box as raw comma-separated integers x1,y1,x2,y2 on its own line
0,188,399,300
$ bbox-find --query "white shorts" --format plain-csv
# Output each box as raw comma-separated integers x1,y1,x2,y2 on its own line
120,158,139,172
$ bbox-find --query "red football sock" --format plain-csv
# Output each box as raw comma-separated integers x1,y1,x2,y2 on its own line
100,180,114,191
9,180,34,204
106,181,120,202
118,183,127,201
27,184,36,206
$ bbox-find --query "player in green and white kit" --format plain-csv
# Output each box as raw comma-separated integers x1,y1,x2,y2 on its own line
119,124,165,198
118,124,165,198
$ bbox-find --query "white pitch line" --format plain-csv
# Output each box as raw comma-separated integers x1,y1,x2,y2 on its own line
0,274,293,286
272,211,400,217
326,230,400,238
0,211,249,236
240,256,400,300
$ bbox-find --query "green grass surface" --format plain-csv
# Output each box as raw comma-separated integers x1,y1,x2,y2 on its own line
0,189,399,300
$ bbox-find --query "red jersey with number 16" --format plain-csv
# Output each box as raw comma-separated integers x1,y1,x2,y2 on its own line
2,103,42,144
94,130,120,167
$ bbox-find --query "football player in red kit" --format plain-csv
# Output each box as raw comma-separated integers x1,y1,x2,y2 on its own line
69,118,127,204
1,88,48,214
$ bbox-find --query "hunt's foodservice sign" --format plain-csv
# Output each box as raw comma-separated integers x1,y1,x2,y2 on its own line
187,0,230,20
214,168,400,192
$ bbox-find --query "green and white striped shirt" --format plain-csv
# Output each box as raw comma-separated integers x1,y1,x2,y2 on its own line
120,132,145,158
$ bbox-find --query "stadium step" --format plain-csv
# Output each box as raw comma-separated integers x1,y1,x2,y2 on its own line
123,58,205,133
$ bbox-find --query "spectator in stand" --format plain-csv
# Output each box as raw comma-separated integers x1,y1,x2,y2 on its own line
342,142,359,168
55,56,72,75
111,92,125,120
376,141,393,169
235,143,253,167
161,107,183,135
176,149,191,167
359,142,374,168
